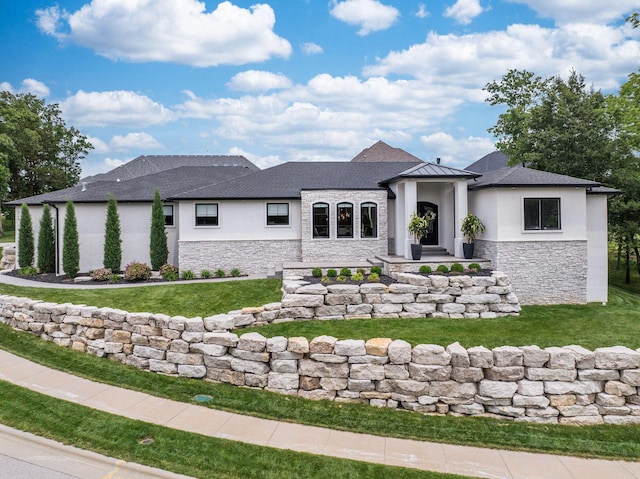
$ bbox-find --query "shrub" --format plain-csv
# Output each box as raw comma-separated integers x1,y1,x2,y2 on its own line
90,268,112,281
123,261,151,281
340,267,352,277
230,268,241,277
181,270,195,280
149,189,169,270
215,269,226,278
419,265,432,274
351,272,364,281
19,266,38,276
160,263,178,279
356,268,366,275
163,271,177,281
451,263,464,273
109,274,121,284
367,272,380,282
311,267,322,278
18,204,34,269
37,204,56,273
200,269,211,279
321,276,331,284
62,200,80,277
370,265,382,275
436,264,449,274
103,195,122,272
327,269,337,278
468,262,482,272
336,275,347,282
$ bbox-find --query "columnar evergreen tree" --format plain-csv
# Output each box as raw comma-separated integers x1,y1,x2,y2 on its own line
103,195,122,271
62,199,80,277
18,203,34,268
37,204,56,273
149,188,168,270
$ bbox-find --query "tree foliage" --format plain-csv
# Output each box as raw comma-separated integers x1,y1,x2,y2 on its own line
103,195,122,272
37,204,56,273
149,188,168,270
0,92,93,201
18,203,34,268
62,199,80,277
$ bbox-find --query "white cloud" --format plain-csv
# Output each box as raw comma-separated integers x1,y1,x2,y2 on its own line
110,132,164,151
329,0,400,36
302,42,323,55
36,0,292,67
444,0,484,25
104,157,124,169
504,0,640,25
86,136,109,154
228,146,283,169
227,70,292,92
60,90,175,127
0,79,50,97
416,3,430,19
420,132,495,168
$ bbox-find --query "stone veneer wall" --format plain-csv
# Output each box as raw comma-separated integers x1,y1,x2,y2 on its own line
178,239,302,275
300,190,388,262
474,240,588,305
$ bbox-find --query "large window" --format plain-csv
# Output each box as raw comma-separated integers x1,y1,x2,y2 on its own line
195,203,218,226
361,202,377,238
337,202,353,238
524,198,560,230
163,205,174,226
267,203,289,225
313,202,329,238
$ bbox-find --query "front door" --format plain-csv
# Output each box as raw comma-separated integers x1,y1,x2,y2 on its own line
417,202,438,245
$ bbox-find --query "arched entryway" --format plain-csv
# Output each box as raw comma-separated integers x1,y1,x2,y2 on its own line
417,201,438,245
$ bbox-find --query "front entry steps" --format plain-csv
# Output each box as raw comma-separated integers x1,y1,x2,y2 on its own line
421,246,450,256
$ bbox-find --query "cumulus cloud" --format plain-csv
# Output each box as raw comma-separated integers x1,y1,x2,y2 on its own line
329,0,400,36
60,90,175,127
227,70,293,92
302,42,323,55
444,0,484,25
0,79,50,97
110,132,164,151
104,157,124,169
86,136,109,154
416,3,430,19
420,132,495,168
228,146,283,169
504,0,640,25
35,0,292,67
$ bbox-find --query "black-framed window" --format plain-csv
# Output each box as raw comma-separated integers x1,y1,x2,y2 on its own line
524,198,560,230
267,203,289,225
313,202,329,238
163,205,174,226
337,202,353,238
361,202,377,238
195,203,218,226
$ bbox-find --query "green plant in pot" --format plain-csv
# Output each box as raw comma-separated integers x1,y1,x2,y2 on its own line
407,212,434,260
460,213,485,259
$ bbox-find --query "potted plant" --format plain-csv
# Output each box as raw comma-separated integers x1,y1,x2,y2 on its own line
460,213,485,259
407,212,434,260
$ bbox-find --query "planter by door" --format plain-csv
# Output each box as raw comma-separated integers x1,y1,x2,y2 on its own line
463,243,474,260
411,243,423,260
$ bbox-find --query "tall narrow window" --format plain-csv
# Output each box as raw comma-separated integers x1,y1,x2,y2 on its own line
195,203,218,226
163,205,174,226
267,203,289,225
337,202,353,238
524,198,560,230
313,202,329,238
361,202,377,238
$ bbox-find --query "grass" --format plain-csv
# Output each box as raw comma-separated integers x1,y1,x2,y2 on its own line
0,323,639,461
0,381,465,479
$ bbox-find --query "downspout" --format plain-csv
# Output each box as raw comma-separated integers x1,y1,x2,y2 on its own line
46,203,60,275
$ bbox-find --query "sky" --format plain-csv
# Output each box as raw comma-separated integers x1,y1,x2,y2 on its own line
2,0,640,178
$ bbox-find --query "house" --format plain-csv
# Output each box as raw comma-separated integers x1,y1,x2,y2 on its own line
9,142,615,305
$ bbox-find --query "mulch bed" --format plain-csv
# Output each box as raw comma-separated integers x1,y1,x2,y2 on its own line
5,269,168,286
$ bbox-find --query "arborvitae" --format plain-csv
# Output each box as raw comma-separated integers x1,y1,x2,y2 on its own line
62,199,80,277
37,204,56,273
103,195,122,271
149,188,168,270
18,203,34,268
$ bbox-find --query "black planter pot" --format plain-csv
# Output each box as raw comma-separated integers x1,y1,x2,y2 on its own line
463,242,474,260
411,243,423,260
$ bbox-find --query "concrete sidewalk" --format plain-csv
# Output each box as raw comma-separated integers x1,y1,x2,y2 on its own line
0,349,638,478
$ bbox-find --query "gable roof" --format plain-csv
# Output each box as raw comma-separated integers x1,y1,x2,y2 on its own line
468,165,600,190
380,162,480,184
351,140,423,163
465,151,509,173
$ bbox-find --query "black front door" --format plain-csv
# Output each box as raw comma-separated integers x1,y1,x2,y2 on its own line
417,202,438,245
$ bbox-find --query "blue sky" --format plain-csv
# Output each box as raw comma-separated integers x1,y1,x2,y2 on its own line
2,0,640,177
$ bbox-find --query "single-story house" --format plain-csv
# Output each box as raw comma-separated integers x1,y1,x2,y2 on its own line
10,141,616,305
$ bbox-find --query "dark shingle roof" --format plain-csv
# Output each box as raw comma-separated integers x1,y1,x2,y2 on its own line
351,140,423,163
468,165,600,190
465,151,509,173
81,155,259,183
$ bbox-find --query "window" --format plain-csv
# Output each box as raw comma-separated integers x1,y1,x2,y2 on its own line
313,202,329,238
195,203,218,226
337,202,353,238
361,202,377,238
524,198,560,230
267,203,289,225
163,205,174,226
